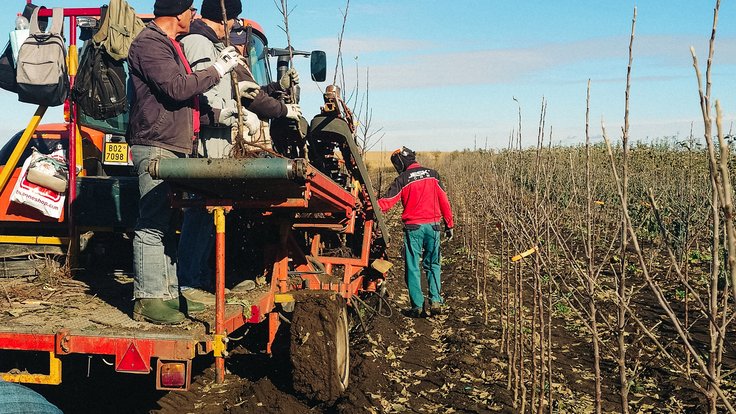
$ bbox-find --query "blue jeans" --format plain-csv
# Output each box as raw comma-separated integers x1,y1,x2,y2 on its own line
0,380,62,413
131,145,180,300
177,206,215,290
404,223,443,309
178,127,232,290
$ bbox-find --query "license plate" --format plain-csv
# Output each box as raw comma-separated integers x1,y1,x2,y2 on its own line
104,142,129,165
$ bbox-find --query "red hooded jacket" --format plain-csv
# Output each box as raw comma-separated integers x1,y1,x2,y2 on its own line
378,162,454,228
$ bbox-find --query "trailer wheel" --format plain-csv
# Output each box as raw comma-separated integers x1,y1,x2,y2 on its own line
290,294,349,402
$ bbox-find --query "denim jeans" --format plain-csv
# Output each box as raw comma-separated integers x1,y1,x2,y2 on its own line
131,145,181,300
177,206,215,290
0,380,62,413
403,223,443,309
178,127,231,290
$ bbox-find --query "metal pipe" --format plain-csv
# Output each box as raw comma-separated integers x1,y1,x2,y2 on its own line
148,158,307,181
37,8,101,17
214,207,226,384
68,15,79,269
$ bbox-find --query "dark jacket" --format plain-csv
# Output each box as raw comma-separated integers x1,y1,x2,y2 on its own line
232,66,287,119
127,22,221,154
182,20,286,123
378,162,454,228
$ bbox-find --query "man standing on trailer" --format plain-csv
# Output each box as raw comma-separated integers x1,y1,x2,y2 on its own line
127,0,244,324
378,147,454,318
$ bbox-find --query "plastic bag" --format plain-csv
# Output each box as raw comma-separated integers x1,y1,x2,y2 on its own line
9,148,67,218
26,146,68,192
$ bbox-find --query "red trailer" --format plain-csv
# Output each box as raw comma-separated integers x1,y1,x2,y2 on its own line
0,4,390,402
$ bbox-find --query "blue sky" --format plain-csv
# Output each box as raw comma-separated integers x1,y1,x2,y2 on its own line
0,1,733,151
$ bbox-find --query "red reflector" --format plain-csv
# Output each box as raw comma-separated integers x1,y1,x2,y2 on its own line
117,343,148,373
63,100,70,123
160,363,186,388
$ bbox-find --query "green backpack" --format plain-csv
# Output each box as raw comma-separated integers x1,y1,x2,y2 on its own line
92,0,144,61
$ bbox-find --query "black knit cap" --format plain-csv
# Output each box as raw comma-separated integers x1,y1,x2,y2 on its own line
200,0,242,21
154,0,194,17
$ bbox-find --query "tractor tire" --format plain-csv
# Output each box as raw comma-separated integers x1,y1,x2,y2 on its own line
289,294,349,403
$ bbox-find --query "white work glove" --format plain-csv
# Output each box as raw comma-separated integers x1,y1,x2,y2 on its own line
279,68,300,90
223,107,259,136
238,80,261,100
218,106,239,126
243,109,260,136
212,46,246,77
285,104,302,121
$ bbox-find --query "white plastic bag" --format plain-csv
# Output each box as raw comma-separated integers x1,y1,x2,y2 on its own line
9,28,29,66
9,149,66,219
26,146,68,192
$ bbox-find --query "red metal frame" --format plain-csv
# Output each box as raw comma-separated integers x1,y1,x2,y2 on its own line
0,332,196,365
182,174,375,380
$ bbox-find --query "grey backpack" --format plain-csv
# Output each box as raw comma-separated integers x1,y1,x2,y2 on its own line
16,8,68,107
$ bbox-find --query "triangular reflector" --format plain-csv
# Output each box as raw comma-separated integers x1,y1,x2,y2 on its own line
117,342,148,372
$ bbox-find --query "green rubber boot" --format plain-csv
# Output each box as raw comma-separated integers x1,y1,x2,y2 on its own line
164,296,205,314
133,298,186,325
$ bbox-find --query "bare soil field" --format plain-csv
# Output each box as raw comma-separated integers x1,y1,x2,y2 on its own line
15,217,706,414
6,144,735,413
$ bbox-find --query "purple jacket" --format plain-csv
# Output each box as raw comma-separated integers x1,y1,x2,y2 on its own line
127,22,221,154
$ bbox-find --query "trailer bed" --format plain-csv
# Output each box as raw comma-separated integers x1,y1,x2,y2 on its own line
0,273,272,342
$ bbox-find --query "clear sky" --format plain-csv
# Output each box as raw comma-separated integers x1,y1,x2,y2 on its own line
0,1,733,151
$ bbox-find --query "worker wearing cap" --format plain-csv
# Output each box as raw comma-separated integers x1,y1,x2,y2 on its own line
127,0,245,324
177,4,304,303
176,0,254,306
378,147,454,318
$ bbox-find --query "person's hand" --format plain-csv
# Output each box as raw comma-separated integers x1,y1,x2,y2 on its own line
238,80,261,100
444,227,454,242
243,109,260,136
285,104,302,121
279,68,300,90
217,106,239,126
213,46,246,77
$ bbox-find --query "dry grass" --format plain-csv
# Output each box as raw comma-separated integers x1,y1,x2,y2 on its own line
364,150,450,172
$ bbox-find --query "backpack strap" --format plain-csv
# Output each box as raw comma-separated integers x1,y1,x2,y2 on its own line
28,7,64,37
49,8,64,37
92,5,110,45
28,7,42,36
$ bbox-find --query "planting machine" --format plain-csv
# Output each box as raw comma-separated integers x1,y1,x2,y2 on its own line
0,3,390,401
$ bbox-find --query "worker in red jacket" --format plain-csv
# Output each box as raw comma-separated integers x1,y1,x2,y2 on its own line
378,147,454,317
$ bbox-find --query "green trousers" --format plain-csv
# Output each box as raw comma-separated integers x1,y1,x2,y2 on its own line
404,223,443,309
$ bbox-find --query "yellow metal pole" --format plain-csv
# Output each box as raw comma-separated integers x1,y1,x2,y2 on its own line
76,126,85,176
0,106,47,194
213,207,227,384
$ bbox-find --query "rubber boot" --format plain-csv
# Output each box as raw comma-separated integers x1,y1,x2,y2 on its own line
164,296,205,314
133,298,186,325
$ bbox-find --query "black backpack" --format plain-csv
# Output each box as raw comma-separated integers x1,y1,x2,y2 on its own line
0,43,17,93
72,43,127,120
